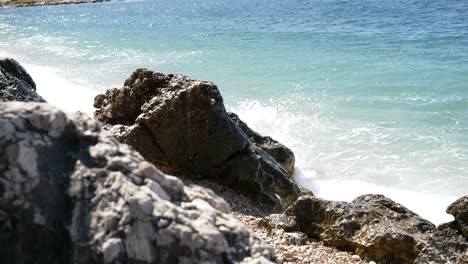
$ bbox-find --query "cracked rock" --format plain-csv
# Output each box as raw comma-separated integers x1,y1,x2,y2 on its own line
0,102,275,264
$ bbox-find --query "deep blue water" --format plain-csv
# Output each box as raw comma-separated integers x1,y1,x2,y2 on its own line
1,0,467,223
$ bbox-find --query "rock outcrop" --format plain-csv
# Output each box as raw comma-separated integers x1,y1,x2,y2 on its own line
0,57,45,102
261,194,468,264
0,102,275,263
447,195,468,239
414,195,468,264
94,69,300,213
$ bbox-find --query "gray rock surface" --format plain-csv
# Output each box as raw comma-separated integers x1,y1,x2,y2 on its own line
0,58,45,102
267,194,468,264
0,102,275,264
94,69,300,213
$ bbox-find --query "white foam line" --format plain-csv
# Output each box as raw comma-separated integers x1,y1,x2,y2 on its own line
294,168,456,225
234,100,459,225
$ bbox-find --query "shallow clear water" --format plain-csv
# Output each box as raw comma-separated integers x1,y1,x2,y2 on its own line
1,0,467,224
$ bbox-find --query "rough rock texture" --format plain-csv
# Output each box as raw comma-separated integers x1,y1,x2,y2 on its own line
414,196,468,264
274,194,467,264
182,179,369,264
94,69,300,213
0,102,275,264
447,195,468,239
0,57,45,102
228,113,295,177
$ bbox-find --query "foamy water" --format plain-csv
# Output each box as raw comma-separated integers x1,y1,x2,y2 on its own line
232,101,458,224
0,51,101,114
1,0,467,224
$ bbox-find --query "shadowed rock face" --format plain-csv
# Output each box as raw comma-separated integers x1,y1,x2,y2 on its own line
0,102,275,264
94,69,300,213
274,195,468,264
0,58,45,102
228,113,295,177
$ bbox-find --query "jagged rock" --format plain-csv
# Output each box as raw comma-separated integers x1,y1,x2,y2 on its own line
228,113,295,176
414,221,468,264
0,102,275,264
283,194,467,264
94,69,300,213
447,195,468,239
414,195,468,264
0,58,45,102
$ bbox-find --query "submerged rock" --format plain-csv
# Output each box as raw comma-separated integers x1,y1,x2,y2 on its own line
0,102,275,263
0,57,45,102
279,194,467,264
94,69,300,212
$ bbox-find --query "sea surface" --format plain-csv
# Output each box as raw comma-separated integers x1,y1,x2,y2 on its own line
1,0,467,224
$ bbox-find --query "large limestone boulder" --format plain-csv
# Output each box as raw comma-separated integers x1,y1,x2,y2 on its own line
94,69,300,213
0,102,275,264
0,58,45,102
273,194,467,264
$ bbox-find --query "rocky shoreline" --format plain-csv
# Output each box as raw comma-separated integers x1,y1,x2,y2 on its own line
1,57,467,263
0,0,108,8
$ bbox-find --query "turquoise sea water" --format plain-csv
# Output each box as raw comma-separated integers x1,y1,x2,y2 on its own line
1,0,467,224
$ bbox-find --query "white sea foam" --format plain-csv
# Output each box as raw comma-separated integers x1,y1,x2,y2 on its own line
294,170,456,224
232,99,460,225
0,51,98,115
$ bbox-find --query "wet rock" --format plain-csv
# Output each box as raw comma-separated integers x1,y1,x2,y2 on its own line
284,194,467,264
0,102,275,264
0,58,45,102
94,69,300,212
